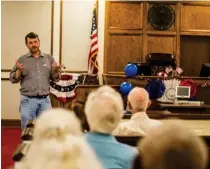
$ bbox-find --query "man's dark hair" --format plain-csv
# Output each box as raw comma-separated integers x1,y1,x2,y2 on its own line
25,32,39,44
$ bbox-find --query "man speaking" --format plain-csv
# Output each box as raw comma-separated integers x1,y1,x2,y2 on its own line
10,32,62,129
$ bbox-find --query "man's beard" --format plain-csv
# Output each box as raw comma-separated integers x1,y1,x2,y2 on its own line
30,47,39,54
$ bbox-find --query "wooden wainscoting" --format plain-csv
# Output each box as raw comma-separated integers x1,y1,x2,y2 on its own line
103,74,210,86
104,1,210,76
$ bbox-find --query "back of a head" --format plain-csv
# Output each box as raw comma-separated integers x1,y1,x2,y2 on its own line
128,87,149,112
18,135,104,169
71,100,90,132
97,85,117,94
85,86,124,134
34,108,82,141
138,120,208,169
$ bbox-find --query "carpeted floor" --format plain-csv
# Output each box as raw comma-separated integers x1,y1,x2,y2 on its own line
1,127,21,169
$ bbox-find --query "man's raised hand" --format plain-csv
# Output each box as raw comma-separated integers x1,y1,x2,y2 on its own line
16,61,24,72
15,61,24,79
52,62,63,73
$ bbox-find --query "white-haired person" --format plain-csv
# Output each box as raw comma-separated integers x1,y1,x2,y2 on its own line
113,87,162,136
85,86,138,169
33,108,82,140
71,85,118,132
15,108,104,169
17,135,104,169
132,120,208,169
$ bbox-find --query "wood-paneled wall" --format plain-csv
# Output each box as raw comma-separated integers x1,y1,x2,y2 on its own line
104,1,210,76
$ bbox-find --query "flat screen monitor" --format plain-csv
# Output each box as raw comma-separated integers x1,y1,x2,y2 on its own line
200,63,210,77
175,86,191,99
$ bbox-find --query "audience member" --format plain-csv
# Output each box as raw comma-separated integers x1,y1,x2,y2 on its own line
97,85,117,94
33,108,82,141
71,100,90,132
17,135,104,169
113,87,162,136
132,120,208,169
16,108,104,169
85,86,138,169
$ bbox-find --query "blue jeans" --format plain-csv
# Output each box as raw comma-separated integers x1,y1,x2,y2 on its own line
20,95,52,129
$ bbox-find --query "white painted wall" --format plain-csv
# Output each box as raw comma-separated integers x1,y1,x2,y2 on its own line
1,0,105,119
52,0,61,63
62,0,95,71
1,1,52,69
1,81,21,119
1,1,52,120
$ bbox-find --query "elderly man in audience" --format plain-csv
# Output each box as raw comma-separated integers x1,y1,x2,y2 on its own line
132,120,208,169
85,86,138,169
16,108,104,169
113,87,162,136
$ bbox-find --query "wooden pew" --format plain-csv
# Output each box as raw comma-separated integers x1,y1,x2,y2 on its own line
115,135,210,147
13,135,210,161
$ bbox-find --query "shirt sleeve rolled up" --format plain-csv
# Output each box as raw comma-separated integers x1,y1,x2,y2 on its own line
51,56,61,82
10,63,21,83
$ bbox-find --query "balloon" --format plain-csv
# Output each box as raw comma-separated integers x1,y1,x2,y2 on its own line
120,82,133,95
146,80,165,99
124,63,138,77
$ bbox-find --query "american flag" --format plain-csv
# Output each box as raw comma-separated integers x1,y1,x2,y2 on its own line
88,4,99,74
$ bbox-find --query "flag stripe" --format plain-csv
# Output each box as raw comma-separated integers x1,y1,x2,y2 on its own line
91,45,98,53
91,40,97,48
88,3,98,74
91,37,97,43
91,33,97,39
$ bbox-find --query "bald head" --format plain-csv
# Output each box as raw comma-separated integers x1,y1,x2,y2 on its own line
128,87,150,112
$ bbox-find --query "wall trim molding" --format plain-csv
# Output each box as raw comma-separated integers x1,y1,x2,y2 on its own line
1,69,11,72
1,119,21,127
51,0,54,55
59,0,63,64
1,78,10,81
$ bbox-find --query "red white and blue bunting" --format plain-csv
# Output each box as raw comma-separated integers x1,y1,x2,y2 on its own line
50,73,81,103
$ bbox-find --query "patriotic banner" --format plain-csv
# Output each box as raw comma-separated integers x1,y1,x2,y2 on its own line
50,73,81,103
88,3,99,74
